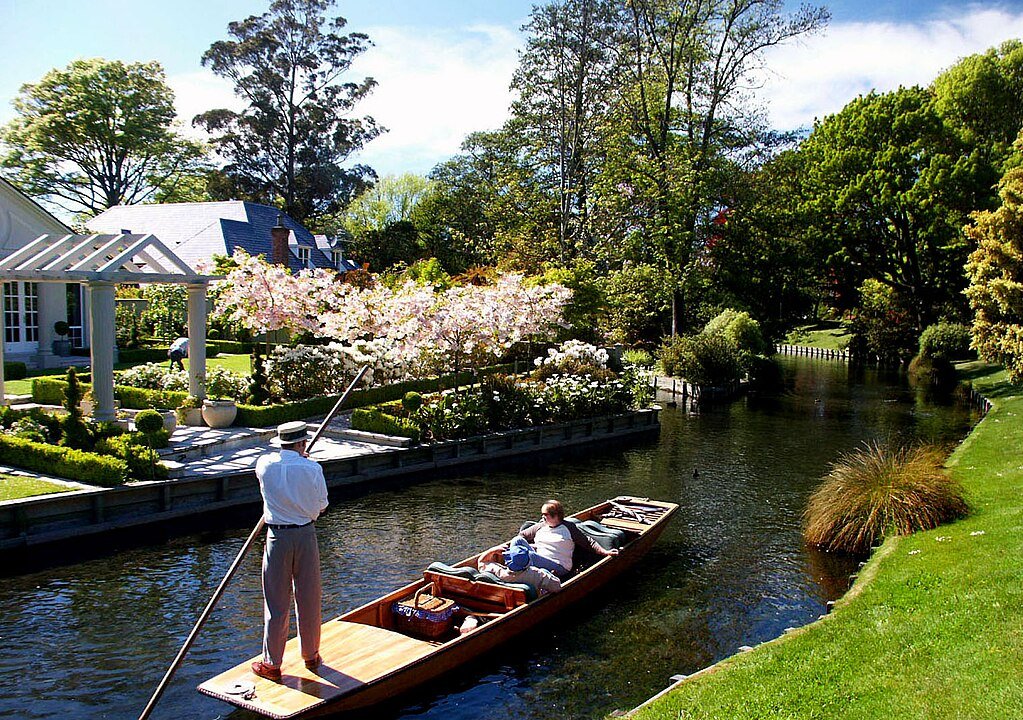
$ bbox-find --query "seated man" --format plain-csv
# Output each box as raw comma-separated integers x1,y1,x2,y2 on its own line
477,544,562,597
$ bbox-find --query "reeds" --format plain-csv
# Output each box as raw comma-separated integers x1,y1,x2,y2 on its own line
803,441,968,554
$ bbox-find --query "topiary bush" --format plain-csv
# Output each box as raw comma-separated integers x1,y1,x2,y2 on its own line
401,391,423,413
918,322,974,362
803,441,968,554
134,409,165,436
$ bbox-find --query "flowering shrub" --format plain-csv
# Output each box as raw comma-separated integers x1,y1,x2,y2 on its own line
535,340,609,369
116,363,248,400
264,341,400,401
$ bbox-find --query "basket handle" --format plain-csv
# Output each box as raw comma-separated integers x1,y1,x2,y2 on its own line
413,582,435,608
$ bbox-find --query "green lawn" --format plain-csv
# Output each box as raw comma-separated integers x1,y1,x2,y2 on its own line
2,354,252,397
631,361,1023,720
0,473,75,501
785,321,853,351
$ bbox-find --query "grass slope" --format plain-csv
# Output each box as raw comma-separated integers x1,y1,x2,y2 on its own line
632,362,1023,720
787,322,853,351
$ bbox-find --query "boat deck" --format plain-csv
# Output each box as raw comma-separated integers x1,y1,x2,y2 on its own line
198,621,437,719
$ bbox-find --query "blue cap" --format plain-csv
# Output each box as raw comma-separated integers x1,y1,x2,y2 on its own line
502,545,530,571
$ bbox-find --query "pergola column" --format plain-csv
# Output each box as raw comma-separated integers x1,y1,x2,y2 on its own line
36,283,64,369
187,282,208,399
87,281,117,422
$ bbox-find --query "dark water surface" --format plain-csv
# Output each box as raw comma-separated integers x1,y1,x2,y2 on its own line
0,358,975,720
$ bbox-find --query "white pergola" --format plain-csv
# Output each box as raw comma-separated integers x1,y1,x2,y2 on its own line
0,233,218,421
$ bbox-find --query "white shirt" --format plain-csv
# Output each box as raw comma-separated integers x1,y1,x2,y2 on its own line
534,523,574,571
255,449,328,525
170,337,189,354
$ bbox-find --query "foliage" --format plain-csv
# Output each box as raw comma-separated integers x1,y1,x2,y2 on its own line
3,362,27,381
918,322,974,362
141,284,187,339
600,263,670,343
195,0,381,222
0,434,127,487
247,348,271,406
0,57,207,216
803,441,968,554
703,309,771,357
848,279,919,363
622,349,654,367
339,173,433,247
116,362,247,400
657,333,742,387
965,167,1023,383
95,432,169,481
350,408,420,442
133,409,165,436
800,86,985,329
401,391,423,414
61,367,92,450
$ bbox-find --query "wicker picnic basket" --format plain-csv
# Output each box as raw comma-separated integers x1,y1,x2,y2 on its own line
392,582,458,640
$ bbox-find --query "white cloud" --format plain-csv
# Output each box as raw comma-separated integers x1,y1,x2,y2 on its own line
757,7,1023,132
166,72,241,137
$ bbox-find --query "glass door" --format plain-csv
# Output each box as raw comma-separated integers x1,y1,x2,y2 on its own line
3,281,39,354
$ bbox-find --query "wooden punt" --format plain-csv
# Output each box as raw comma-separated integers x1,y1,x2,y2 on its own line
198,496,678,719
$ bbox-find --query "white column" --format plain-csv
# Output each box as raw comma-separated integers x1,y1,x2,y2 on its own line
187,282,207,399
36,283,63,369
0,314,6,406
88,281,117,422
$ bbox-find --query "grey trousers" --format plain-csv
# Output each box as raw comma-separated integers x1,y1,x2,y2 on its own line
261,524,322,667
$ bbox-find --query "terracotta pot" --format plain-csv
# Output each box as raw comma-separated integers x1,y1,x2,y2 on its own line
201,400,237,429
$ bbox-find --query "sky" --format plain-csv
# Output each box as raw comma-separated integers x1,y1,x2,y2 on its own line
3,1,1023,179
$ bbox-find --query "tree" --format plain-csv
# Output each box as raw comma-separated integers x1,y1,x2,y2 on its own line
342,173,433,237
611,0,828,333
965,167,1023,383
195,0,382,223
801,87,984,330
0,58,207,217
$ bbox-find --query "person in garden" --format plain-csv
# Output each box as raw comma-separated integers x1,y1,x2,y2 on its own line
168,335,188,371
477,544,562,596
509,499,617,578
251,421,329,682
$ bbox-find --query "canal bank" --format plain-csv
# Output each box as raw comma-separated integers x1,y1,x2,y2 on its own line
625,361,1021,720
0,408,660,555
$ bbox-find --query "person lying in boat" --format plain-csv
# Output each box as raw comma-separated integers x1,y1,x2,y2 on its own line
477,544,562,596
508,499,618,578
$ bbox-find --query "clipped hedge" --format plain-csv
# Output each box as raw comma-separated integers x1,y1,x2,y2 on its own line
4,361,28,380
118,348,171,364
351,408,420,442
235,363,516,427
32,377,188,410
0,434,127,487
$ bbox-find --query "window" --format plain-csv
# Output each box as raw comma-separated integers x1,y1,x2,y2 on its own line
297,246,311,266
24,282,38,342
3,282,19,343
332,250,344,269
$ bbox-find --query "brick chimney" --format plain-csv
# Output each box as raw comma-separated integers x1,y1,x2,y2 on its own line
270,214,290,266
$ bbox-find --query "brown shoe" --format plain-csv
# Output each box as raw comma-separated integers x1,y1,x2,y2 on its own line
251,661,282,682
304,653,322,670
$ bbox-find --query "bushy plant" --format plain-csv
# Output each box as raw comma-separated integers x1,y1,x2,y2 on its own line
416,393,489,441
95,432,168,481
134,409,165,435
117,363,187,391
401,391,423,413
350,408,421,442
622,348,654,367
658,333,742,387
704,309,770,356
480,374,540,429
0,406,61,442
0,434,127,486
849,280,918,363
265,343,387,401
206,366,248,400
61,367,93,450
803,441,968,554
918,322,974,362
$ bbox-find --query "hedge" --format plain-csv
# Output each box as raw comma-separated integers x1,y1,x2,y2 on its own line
0,434,127,487
32,377,188,410
235,363,516,427
351,408,420,442
3,362,28,380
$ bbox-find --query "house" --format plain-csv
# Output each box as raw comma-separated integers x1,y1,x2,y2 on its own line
88,200,359,274
0,177,90,368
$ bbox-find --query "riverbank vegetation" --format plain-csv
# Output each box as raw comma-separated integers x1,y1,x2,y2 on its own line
630,362,1023,719
803,441,968,554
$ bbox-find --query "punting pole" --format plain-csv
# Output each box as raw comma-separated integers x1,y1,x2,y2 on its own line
137,365,370,720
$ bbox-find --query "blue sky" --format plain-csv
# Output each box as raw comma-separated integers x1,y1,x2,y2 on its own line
3,1,1023,179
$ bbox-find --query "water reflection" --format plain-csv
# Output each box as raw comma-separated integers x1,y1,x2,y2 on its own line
0,357,973,720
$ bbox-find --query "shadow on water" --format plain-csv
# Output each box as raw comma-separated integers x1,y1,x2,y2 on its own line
0,357,976,720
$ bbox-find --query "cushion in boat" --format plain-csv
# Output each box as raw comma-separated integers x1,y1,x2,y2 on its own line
565,517,624,551
426,561,480,581
476,571,539,602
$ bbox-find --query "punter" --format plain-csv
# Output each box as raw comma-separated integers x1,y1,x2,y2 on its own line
251,421,328,682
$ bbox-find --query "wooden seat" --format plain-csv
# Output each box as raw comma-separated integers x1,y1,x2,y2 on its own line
423,570,528,613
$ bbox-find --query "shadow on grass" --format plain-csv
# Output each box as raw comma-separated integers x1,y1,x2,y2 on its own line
956,361,1021,399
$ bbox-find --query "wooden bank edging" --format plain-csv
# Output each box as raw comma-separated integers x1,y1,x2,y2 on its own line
0,408,660,552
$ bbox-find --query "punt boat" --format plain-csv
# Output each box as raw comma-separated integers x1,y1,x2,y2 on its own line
198,495,678,719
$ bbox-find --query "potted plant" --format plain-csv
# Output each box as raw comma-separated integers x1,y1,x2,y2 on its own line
176,395,204,427
52,320,71,356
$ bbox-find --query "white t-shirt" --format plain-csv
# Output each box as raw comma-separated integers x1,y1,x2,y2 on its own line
534,523,574,571
255,449,328,526
170,337,188,354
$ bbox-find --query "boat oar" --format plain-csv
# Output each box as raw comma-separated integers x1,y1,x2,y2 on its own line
137,365,370,720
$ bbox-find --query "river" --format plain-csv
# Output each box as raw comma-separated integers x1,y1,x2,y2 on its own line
0,357,975,719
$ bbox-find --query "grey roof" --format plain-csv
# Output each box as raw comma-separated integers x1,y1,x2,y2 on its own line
87,201,359,273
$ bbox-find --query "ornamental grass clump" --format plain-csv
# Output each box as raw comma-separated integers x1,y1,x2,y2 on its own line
803,441,968,554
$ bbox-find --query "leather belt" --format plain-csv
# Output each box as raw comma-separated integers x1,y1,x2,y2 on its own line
267,521,313,530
